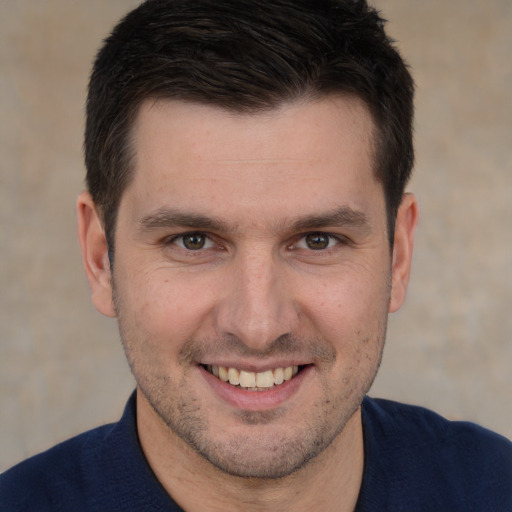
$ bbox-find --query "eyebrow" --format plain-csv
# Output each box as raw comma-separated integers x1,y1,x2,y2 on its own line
138,206,370,234
138,208,235,233
287,207,370,234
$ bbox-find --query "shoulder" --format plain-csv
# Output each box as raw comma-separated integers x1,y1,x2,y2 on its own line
358,397,512,511
0,394,180,512
362,396,512,458
0,423,115,511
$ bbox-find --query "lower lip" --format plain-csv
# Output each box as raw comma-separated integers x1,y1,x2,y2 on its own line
199,365,312,411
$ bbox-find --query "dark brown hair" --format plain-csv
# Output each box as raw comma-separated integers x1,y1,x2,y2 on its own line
85,0,414,259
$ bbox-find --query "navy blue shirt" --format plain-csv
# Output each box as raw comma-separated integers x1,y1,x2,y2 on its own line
1,393,511,511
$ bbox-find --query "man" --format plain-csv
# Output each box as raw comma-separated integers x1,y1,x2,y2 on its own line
1,0,510,510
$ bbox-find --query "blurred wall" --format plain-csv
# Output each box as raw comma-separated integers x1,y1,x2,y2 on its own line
1,0,511,471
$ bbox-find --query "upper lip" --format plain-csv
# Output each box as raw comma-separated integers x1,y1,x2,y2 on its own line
200,360,309,373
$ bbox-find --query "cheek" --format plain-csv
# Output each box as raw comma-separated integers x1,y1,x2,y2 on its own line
308,274,389,393
300,263,390,341
117,267,219,347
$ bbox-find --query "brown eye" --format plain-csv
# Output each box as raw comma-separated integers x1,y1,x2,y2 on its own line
305,233,331,250
181,233,209,250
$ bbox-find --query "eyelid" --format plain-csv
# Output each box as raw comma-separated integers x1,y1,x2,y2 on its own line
163,230,350,251
293,232,349,250
167,231,216,250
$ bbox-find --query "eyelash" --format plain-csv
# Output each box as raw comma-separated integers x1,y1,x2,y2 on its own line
292,232,346,251
166,231,349,252
167,232,217,251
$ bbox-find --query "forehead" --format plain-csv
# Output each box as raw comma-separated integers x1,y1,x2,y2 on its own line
123,96,383,224
134,94,375,147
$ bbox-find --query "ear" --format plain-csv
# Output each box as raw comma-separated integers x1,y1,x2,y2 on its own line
389,193,418,313
77,191,116,318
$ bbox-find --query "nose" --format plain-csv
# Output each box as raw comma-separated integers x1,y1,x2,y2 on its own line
215,250,299,351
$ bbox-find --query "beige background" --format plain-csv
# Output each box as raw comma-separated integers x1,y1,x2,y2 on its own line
1,0,511,472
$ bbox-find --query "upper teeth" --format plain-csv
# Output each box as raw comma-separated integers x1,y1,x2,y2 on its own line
207,365,299,389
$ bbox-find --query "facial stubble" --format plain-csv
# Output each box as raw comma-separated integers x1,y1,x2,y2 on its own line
112,275,388,480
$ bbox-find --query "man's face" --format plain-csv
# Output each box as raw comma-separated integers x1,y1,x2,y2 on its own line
110,96,398,478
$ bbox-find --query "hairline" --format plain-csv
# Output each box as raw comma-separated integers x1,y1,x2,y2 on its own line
100,91,394,262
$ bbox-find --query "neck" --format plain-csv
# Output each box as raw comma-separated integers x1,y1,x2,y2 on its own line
137,391,364,512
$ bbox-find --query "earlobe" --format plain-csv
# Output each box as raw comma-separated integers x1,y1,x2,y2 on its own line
389,193,418,313
77,191,116,318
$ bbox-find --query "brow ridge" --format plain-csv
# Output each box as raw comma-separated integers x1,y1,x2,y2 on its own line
287,207,370,233
139,208,235,233
138,205,369,235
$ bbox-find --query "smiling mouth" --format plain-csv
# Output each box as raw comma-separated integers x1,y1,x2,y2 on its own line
203,365,302,391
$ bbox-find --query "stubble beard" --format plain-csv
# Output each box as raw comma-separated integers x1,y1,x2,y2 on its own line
120,334,385,479
113,281,387,480
133,370,373,480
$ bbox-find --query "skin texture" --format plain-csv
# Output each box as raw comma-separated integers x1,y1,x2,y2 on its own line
78,96,418,511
